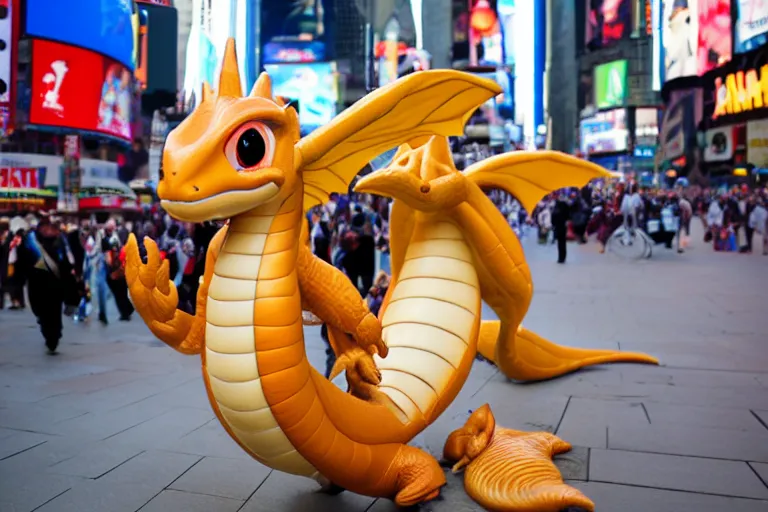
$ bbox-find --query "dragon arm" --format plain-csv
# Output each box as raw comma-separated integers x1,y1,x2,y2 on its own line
126,225,228,355
296,243,386,357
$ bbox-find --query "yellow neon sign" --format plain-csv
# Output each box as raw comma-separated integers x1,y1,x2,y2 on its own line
712,64,768,119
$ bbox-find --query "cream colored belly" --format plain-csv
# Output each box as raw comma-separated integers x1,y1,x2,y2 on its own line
376,221,481,421
203,225,317,478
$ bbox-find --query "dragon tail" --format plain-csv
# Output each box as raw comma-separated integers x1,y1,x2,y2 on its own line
478,320,659,382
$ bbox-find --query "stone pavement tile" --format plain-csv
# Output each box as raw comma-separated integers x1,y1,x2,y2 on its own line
0,427,17,440
53,402,171,442
240,470,374,512
621,365,766,390
162,419,251,460
753,410,768,429
130,377,210,411
574,379,768,411
620,340,768,373
98,449,201,489
474,379,570,433
46,439,144,479
644,402,766,432
41,369,144,395
34,480,160,512
556,397,647,449
0,430,53,460
590,448,768,499
168,455,270,500
103,407,214,450
140,489,243,512
0,401,88,434
0,468,83,512
573,481,768,512
555,445,589,481
608,422,768,462
750,462,768,487
0,435,90,473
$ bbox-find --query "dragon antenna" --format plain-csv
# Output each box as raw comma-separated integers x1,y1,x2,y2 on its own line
250,72,273,100
218,38,243,98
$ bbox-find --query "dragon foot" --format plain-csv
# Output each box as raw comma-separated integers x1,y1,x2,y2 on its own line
444,404,594,512
389,445,446,507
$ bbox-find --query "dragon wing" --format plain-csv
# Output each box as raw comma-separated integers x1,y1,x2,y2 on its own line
463,151,614,214
295,70,501,210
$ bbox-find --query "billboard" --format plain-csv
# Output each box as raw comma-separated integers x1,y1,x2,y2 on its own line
263,62,338,131
662,0,699,81
705,46,768,125
585,0,633,47
25,0,135,70
697,0,731,75
580,109,629,154
735,0,768,53
660,88,702,160
261,0,333,64
747,118,768,167
29,40,133,142
594,59,627,109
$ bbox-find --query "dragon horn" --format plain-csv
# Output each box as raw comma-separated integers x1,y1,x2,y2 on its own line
201,82,214,104
251,72,273,99
218,38,242,98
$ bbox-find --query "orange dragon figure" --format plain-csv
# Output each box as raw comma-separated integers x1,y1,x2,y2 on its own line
126,38,657,509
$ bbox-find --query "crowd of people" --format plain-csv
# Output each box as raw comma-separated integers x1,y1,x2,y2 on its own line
1,178,766,355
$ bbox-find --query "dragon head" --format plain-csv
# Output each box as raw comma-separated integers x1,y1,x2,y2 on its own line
157,39,301,222
353,136,468,212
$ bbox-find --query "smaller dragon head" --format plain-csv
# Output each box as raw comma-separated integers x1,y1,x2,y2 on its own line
353,136,469,212
158,39,301,222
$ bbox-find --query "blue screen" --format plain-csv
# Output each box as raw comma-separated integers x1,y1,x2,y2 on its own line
26,0,135,70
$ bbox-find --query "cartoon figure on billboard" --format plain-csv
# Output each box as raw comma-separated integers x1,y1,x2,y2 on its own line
41,60,68,113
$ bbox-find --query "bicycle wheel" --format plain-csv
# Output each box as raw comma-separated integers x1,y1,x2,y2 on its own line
637,230,654,259
607,227,648,260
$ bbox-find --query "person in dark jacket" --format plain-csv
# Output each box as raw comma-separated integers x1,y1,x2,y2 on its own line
21,216,78,353
552,194,571,264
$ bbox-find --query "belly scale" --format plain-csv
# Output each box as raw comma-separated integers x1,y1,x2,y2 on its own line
376,220,481,421
203,215,317,477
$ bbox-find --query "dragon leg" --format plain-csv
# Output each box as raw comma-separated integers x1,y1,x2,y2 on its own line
478,319,659,382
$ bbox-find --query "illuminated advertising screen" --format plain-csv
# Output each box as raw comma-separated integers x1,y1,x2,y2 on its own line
25,0,135,70
660,88,702,160
594,60,627,109
261,0,333,64
29,40,133,142
580,109,628,154
735,1,768,53
134,7,149,90
697,0,731,75
662,0,698,80
704,46,768,125
263,62,338,130
585,0,633,47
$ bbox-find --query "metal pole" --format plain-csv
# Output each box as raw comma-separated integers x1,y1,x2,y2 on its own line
364,22,375,92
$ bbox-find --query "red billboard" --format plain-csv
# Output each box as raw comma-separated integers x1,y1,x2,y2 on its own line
135,0,172,5
29,39,133,141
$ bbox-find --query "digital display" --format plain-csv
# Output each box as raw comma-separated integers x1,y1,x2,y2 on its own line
25,0,135,70
662,0,699,80
697,0,731,75
735,1,768,53
264,62,338,130
29,40,133,141
594,60,627,109
585,0,633,47
580,109,628,154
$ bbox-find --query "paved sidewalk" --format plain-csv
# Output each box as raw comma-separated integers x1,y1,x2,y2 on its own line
1,230,767,512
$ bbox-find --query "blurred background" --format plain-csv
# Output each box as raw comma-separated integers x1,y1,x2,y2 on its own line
0,0,766,215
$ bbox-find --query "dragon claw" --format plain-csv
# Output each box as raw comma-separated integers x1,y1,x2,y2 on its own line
125,234,178,325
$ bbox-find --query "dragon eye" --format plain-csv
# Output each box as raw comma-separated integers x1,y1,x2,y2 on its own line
224,122,275,171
